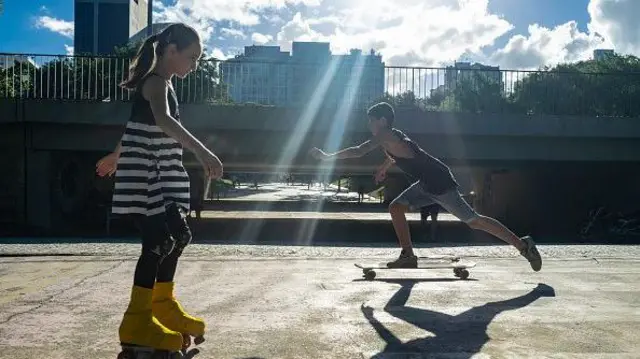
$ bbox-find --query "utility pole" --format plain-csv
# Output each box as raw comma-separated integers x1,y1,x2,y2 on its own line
147,0,153,36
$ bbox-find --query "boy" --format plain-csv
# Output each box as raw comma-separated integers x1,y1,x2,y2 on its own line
310,102,542,271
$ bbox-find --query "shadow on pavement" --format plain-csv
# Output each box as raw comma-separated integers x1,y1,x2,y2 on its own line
362,281,555,358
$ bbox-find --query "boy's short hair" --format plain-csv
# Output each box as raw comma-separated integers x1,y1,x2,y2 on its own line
367,102,395,126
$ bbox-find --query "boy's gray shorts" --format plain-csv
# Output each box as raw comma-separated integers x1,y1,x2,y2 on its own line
390,181,479,223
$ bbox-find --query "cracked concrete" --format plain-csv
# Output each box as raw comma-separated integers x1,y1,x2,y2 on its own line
0,245,639,359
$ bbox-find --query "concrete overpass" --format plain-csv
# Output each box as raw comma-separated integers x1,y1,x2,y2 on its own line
2,99,640,235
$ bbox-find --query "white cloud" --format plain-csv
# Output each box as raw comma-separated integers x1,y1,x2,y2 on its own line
34,16,74,38
276,0,513,66
210,47,236,60
488,0,640,69
251,32,274,44
263,13,285,24
491,21,604,69
156,0,322,28
587,0,640,56
156,0,514,66
221,28,247,39
276,12,327,51
153,0,640,71
154,4,215,42
64,45,74,56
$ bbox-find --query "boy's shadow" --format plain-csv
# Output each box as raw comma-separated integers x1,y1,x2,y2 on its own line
362,280,555,358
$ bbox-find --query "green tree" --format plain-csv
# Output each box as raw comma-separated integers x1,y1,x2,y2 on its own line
1,42,229,103
438,69,508,113
373,91,429,110
510,54,640,117
0,58,39,98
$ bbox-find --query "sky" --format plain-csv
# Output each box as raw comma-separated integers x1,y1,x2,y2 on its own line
0,0,638,70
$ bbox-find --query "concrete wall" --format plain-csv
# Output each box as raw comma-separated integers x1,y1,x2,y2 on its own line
6,100,640,166
3,98,640,235
10,100,640,137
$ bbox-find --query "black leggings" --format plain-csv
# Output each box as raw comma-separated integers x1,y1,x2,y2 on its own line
133,203,193,289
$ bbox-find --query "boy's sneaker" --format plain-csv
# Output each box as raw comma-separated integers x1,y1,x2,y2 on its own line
520,236,542,272
386,249,418,268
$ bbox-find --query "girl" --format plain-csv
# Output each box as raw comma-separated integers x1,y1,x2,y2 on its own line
96,23,222,357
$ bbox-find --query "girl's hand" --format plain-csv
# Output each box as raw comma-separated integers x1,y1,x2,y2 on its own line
96,152,119,177
197,149,223,180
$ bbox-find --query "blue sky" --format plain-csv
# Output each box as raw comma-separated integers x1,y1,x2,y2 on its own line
0,0,637,69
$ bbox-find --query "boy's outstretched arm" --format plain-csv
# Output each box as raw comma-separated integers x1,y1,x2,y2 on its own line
310,139,379,161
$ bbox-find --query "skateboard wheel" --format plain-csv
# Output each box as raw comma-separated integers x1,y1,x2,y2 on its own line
453,268,470,279
193,336,205,345
364,270,376,280
458,269,470,280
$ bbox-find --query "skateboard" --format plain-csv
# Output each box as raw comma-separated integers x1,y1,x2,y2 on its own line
355,258,476,280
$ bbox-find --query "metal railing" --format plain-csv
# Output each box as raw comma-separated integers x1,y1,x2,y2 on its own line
2,53,640,117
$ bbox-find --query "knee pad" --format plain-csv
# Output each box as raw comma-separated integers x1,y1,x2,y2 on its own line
139,218,176,260
166,204,192,255
143,233,176,260
171,227,192,256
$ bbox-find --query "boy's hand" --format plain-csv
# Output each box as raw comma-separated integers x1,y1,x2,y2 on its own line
96,152,119,177
309,147,329,160
197,148,223,180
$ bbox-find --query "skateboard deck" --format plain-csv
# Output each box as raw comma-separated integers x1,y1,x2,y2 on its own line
355,259,476,280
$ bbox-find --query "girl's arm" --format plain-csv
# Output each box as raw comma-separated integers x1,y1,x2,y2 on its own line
144,76,212,156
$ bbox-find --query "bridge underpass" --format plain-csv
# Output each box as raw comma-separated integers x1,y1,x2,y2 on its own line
2,99,640,238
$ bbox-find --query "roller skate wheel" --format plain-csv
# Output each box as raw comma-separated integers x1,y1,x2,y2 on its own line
193,335,205,345
181,334,192,351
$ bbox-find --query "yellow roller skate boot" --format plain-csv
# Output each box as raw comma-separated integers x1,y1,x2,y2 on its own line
153,281,206,351
117,286,183,358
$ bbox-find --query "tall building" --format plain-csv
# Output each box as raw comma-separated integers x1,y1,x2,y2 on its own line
74,0,148,55
221,42,385,109
445,61,502,92
221,45,292,106
593,49,615,61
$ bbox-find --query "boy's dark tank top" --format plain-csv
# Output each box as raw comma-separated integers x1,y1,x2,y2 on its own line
384,128,459,195
129,73,180,124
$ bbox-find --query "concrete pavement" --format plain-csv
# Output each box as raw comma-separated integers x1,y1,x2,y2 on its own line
0,244,639,358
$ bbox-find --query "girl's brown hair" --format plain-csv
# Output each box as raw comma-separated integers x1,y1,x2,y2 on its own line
120,23,200,89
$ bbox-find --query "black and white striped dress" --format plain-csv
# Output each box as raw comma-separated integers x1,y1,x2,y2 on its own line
112,75,190,217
